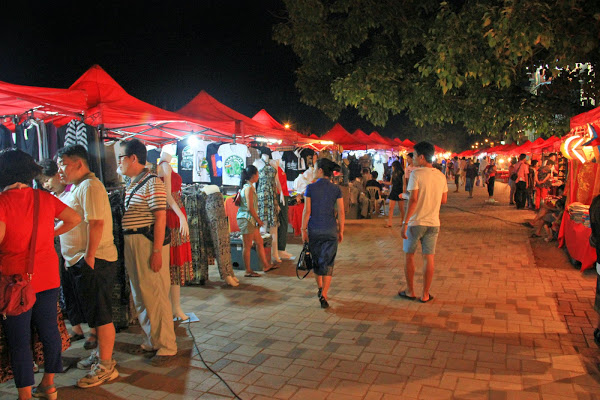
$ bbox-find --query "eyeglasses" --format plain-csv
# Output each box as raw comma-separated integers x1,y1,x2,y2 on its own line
118,155,130,162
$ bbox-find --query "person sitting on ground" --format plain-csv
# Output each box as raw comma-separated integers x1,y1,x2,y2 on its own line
529,185,566,241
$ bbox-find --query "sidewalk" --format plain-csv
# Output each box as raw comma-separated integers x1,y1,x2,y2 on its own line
1,181,599,399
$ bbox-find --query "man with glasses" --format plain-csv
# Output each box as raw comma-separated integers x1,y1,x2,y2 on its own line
398,142,448,303
118,139,177,366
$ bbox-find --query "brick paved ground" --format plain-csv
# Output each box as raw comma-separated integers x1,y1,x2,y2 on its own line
2,181,599,399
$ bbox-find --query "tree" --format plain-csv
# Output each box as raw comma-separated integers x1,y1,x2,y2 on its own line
273,0,600,138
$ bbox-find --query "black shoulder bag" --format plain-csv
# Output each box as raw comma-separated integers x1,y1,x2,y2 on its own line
126,174,171,246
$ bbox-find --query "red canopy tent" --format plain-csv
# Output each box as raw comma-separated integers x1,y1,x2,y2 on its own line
69,65,220,144
352,129,381,149
401,139,415,147
251,109,319,146
178,91,294,144
529,136,561,153
369,131,396,148
320,123,364,150
0,79,87,128
434,145,446,154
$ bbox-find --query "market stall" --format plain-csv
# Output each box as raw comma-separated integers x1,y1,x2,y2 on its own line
557,108,600,271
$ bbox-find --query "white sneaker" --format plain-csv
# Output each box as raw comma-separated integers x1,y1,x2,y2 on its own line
77,349,99,370
77,360,119,388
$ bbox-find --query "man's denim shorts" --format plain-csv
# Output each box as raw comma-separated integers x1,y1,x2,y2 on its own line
403,225,440,255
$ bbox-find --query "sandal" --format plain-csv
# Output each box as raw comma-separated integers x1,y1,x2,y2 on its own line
419,295,434,303
264,265,279,272
84,333,98,350
398,290,416,300
32,383,57,400
69,333,85,342
244,272,261,277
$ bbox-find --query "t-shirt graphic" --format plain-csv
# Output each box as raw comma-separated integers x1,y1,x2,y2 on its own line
218,143,250,186
176,141,194,183
193,140,211,183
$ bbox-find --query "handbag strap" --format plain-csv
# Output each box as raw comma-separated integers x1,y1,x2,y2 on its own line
27,189,40,277
126,173,158,209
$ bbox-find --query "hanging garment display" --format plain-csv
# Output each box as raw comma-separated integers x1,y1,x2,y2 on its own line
193,139,211,183
0,124,14,150
282,150,300,181
103,142,121,188
218,143,250,186
247,146,261,168
108,190,135,330
204,191,236,280
182,185,214,284
257,164,278,229
64,119,88,150
206,142,223,186
15,122,39,159
47,123,59,159
176,140,194,184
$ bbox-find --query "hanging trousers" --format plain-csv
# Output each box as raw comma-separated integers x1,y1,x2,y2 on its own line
205,192,234,279
124,234,177,356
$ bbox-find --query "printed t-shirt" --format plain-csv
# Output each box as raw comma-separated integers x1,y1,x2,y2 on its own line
305,178,342,234
176,140,194,184
0,188,67,293
282,151,300,181
406,167,448,227
59,173,118,267
123,170,167,230
193,139,211,183
218,143,250,186
206,142,223,186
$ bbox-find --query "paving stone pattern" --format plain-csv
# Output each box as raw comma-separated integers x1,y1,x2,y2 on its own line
1,182,599,399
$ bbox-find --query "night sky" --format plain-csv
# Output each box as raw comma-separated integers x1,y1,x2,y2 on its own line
1,0,398,137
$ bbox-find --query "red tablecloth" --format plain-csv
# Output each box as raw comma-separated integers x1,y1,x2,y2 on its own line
288,203,305,236
558,212,596,271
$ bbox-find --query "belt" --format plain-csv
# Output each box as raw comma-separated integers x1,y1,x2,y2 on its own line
123,226,152,236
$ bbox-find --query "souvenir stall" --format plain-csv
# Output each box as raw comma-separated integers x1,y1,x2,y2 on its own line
558,112,600,271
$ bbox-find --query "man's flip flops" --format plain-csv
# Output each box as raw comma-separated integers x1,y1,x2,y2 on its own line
419,295,434,303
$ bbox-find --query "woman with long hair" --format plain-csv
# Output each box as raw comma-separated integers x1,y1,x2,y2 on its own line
508,157,518,205
0,149,81,400
236,165,275,277
383,159,405,228
301,158,345,309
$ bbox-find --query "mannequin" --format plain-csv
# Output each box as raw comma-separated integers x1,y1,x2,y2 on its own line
158,150,192,321
273,159,293,260
255,153,281,263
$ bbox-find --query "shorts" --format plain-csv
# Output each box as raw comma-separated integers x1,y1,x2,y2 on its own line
403,225,440,255
237,218,257,235
308,231,338,276
66,257,118,328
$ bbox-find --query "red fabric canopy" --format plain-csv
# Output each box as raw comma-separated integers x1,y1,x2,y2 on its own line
320,124,364,150
434,145,446,154
369,131,395,147
251,109,318,146
178,91,293,143
70,65,219,144
570,106,600,132
529,136,561,153
401,139,415,147
352,129,381,149
0,79,87,128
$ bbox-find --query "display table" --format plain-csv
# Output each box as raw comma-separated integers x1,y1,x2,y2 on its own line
558,212,596,271
288,203,305,236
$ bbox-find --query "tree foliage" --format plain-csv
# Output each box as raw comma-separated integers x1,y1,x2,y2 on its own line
274,0,600,138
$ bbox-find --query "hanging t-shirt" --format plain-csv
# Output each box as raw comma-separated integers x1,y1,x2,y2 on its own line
0,124,14,150
246,146,261,167
282,151,300,181
300,148,316,168
147,149,161,166
15,124,39,160
206,142,223,186
277,166,290,197
177,140,194,184
193,140,211,183
218,143,250,186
